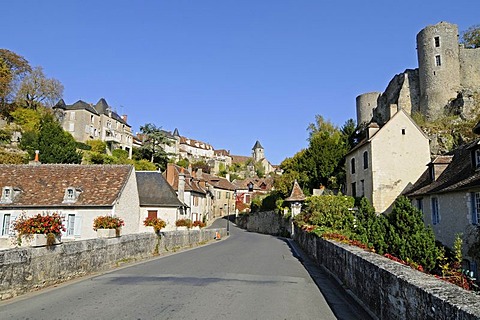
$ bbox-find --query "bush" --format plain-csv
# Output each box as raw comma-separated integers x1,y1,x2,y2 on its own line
93,215,124,230
300,195,355,232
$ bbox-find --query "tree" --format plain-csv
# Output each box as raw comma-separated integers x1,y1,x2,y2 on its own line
19,112,82,164
15,66,64,109
461,24,480,48
385,196,439,271
138,123,170,169
0,49,31,118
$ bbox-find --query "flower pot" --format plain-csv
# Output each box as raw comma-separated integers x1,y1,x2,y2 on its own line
21,234,61,247
96,228,117,238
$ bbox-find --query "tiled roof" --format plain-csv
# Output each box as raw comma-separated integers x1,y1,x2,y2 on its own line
179,136,213,150
285,180,306,202
200,172,236,191
136,171,184,207
252,140,263,150
405,141,480,197
0,164,133,208
164,164,206,195
231,155,252,164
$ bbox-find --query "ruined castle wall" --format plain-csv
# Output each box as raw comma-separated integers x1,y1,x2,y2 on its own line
460,47,480,90
417,22,461,119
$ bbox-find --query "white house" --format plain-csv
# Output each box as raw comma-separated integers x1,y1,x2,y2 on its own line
345,109,431,213
0,164,141,249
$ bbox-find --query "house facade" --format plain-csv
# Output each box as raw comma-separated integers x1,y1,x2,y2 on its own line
164,163,211,223
405,139,480,276
0,164,140,249
53,98,133,158
136,171,185,231
345,109,431,213
194,169,236,219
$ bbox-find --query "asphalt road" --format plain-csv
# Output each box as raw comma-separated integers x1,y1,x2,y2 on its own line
0,219,372,320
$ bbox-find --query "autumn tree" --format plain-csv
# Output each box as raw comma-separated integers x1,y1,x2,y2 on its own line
0,49,31,118
461,24,480,48
15,66,63,109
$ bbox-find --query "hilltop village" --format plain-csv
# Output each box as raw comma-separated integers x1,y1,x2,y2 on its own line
0,20,480,286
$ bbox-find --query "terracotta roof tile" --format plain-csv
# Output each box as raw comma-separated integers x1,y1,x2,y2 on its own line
0,164,133,208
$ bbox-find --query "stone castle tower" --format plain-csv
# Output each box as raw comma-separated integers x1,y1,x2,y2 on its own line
356,21,480,126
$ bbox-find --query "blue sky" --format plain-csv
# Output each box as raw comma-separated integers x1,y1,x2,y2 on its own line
2,1,479,164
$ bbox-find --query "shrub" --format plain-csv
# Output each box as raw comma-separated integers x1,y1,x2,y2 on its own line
175,219,192,228
93,215,124,230
301,194,355,232
143,217,166,232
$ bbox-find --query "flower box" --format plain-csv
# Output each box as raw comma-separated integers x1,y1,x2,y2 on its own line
21,234,62,247
176,226,188,231
96,228,117,238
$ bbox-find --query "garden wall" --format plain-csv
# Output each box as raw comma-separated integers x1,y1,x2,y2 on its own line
235,210,292,236
0,228,226,300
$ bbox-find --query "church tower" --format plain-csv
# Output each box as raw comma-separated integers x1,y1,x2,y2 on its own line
252,140,264,162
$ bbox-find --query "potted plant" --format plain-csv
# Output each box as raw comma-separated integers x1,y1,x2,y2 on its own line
143,217,166,234
13,212,65,247
93,215,124,238
192,220,206,230
175,218,192,230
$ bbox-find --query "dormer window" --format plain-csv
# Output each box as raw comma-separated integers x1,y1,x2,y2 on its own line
1,187,13,203
63,187,81,203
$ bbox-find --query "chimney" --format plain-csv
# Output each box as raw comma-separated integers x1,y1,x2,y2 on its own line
225,173,230,181
188,164,192,174
367,122,380,139
196,168,203,179
29,150,41,165
178,168,185,204
121,114,128,123
166,163,175,185
389,104,398,119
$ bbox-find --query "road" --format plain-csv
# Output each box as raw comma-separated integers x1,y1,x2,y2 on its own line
0,219,372,320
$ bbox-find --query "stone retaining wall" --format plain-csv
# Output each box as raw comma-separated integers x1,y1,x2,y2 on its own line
0,228,225,300
294,227,480,319
235,210,292,236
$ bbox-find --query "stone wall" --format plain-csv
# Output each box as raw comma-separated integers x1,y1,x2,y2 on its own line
294,228,480,320
0,228,225,300
235,210,291,236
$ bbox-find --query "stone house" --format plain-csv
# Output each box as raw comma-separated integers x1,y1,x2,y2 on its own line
405,135,480,276
53,98,133,158
164,163,211,223
194,169,236,220
345,109,431,213
0,164,141,249
135,171,185,231
233,177,274,211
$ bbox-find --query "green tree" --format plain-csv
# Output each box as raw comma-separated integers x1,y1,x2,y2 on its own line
353,197,389,254
9,107,44,133
301,195,355,232
138,123,170,170
461,24,480,48
86,140,107,154
20,112,82,163
15,66,63,109
385,196,439,271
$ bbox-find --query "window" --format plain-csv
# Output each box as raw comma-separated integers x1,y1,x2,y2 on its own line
91,115,94,124
351,182,357,198
66,189,75,200
68,123,75,132
434,36,440,47
360,180,365,197
401,128,406,135
431,197,439,225
1,214,11,236
70,112,75,120
66,214,75,236
475,150,480,169
245,194,251,203
217,191,221,199
226,192,230,199
1,187,13,203
147,210,158,219
435,55,442,66
472,192,480,225
351,158,356,174
416,198,423,212
363,151,368,169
